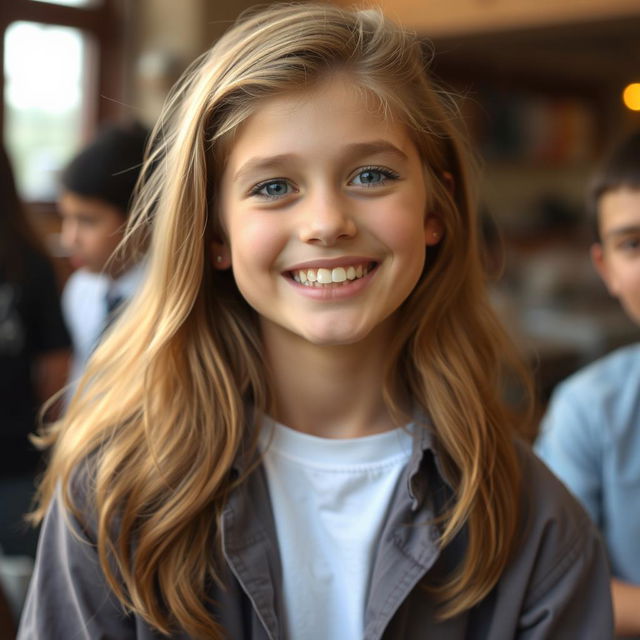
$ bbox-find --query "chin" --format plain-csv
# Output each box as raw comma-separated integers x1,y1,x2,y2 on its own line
306,336,361,347
83,265,102,274
300,326,373,347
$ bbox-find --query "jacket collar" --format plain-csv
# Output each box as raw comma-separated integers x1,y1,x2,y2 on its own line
407,412,454,510
232,407,454,510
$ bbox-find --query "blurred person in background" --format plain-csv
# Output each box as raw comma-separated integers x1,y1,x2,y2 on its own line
58,121,148,389
0,144,70,558
536,130,640,638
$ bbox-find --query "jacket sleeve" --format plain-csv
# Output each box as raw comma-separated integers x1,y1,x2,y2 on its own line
515,486,614,639
17,487,136,640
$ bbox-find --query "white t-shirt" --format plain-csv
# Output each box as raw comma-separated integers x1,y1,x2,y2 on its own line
259,418,413,640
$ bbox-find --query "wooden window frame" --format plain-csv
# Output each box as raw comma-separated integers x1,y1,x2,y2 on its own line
0,0,125,210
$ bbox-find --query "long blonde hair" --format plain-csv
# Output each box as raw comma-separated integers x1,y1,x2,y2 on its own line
34,4,532,638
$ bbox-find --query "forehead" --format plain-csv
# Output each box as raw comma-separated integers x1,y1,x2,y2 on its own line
58,190,126,221
599,187,640,234
224,75,417,165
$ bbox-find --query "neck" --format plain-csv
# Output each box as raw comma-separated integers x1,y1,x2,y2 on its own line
262,322,409,439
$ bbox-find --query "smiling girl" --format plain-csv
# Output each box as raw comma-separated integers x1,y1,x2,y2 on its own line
19,5,612,639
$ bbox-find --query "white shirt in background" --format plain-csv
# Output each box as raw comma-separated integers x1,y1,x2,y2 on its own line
62,262,144,390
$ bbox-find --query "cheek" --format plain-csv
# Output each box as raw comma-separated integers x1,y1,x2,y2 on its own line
371,193,427,256
96,226,123,249
608,258,640,314
611,257,640,286
228,216,285,273
620,264,640,297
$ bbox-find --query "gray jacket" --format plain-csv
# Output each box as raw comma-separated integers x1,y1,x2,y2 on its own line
18,429,613,639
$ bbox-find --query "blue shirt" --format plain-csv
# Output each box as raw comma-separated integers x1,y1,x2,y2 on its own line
536,343,640,583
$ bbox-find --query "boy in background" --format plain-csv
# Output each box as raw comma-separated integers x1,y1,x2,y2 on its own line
536,131,640,637
58,121,148,386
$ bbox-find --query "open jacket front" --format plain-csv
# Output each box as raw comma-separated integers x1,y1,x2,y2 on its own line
18,427,613,639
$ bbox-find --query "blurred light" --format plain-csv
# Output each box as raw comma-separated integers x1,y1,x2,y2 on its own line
30,0,97,7
4,21,87,200
622,83,640,111
5,22,83,113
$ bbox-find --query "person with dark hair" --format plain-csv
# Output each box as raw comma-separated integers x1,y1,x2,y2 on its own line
58,121,148,387
537,130,640,637
0,144,71,557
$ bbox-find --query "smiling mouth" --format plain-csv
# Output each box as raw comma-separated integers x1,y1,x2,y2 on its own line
289,262,377,287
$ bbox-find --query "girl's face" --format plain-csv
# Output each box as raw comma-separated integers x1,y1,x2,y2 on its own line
217,74,442,351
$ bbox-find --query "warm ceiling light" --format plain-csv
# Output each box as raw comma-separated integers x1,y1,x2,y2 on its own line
623,83,640,111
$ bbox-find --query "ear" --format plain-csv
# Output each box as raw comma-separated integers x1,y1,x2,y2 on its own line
441,171,455,196
424,216,444,246
590,242,617,296
211,242,232,270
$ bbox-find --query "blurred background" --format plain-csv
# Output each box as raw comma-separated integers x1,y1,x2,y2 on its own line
1,0,640,403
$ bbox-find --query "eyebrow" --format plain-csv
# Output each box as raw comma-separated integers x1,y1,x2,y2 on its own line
232,140,409,183
604,225,640,240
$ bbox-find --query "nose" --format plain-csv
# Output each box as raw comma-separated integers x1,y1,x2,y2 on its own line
298,191,357,246
59,219,79,252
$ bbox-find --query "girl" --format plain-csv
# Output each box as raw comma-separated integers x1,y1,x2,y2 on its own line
19,4,612,639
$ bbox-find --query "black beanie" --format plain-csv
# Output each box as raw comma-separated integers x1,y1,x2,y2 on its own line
61,121,149,216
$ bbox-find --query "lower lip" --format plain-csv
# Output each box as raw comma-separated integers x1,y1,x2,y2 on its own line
284,266,378,300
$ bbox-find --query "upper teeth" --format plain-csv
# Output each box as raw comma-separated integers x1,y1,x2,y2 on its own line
293,264,370,285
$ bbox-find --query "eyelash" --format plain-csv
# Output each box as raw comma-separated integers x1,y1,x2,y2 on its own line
249,178,292,200
350,165,400,187
248,166,401,200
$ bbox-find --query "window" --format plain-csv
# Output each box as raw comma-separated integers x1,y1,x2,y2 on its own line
0,0,124,202
4,21,92,200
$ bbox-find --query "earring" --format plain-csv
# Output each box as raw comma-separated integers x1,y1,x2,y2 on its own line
216,255,223,263
432,231,440,240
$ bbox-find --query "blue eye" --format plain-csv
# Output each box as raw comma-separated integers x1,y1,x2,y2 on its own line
251,179,292,199
351,167,399,187
619,237,640,252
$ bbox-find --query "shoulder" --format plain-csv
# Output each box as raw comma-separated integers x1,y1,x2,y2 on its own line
512,440,602,584
491,441,614,636
553,343,640,404
515,439,591,534
49,457,100,542
540,343,640,444
18,464,137,639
